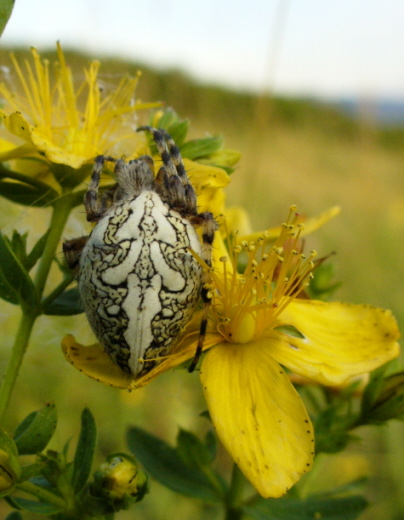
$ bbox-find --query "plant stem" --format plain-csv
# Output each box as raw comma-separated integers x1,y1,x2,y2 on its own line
224,464,245,520
0,310,36,422
16,480,67,510
0,194,73,423
34,194,72,296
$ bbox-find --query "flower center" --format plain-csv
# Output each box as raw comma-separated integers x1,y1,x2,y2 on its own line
210,206,316,344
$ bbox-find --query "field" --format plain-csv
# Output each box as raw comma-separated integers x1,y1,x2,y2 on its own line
0,48,403,519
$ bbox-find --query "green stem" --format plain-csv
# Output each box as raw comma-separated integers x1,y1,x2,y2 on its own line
34,194,72,296
40,272,75,310
0,164,54,192
0,194,74,423
16,480,67,510
224,464,245,520
0,310,36,422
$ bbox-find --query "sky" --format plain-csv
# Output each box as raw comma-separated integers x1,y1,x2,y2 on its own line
1,0,404,100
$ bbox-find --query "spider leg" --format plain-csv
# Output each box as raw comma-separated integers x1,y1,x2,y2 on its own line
137,126,187,182
188,211,217,373
85,155,116,222
137,126,197,215
63,235,89,272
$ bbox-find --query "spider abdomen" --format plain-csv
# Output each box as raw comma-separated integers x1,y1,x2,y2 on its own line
78,191,203,376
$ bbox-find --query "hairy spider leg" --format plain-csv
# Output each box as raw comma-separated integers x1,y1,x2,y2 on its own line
188,212,217,372
85,155,117,222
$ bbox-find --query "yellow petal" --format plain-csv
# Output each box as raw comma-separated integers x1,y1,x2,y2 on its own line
238,206,341,244
183,159,230,191
0,111,89,169
62,335,132,389
62,328,223,390
0,111,35,144
268,300,400,386
197,186,226,216
29,130,90,169
200,342,314,498
0,143,39,162
223,206,253,237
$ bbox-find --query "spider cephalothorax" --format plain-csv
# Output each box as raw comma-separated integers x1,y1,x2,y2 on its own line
63,127,216,377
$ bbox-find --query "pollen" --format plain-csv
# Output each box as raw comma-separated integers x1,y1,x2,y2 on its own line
210,206,315,344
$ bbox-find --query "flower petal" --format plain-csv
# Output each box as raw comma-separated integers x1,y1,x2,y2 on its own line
62,328,223,390
268,299,400,386
223,206,253,237
184,159,230,191
200,342,314,498
0,111,35,144
238,206,341,244
62,335,132,389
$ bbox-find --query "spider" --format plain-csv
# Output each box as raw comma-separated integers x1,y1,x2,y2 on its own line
63,127,217,377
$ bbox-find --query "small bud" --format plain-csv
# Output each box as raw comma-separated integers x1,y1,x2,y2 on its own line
90,453,148,508
0,450,18,496
0,427,21,497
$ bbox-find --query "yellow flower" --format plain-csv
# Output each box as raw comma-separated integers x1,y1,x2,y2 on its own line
0,43,160,176
62,205,400,498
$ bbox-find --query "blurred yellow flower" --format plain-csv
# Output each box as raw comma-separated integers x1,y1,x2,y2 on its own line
0,43,159,173
62,204,400,499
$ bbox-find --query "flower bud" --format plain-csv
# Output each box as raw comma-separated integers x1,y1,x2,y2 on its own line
90,453,148,508
0,449,18,496
0,428,21,497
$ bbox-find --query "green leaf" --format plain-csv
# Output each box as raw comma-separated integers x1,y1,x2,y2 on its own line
180,136,223,160
50,163,92,189
14,403,57,455
0,272,19,304
306,262,341,301
9,231,28,265
167,120,189,147
155,110,177,129
0,180,58,207
314,403,357,454
204,430,216,462
361,364,390,415
5,512,24,520
24,229,51,272
0,427,18,460
127,427,222,502
243,494,368,520
0,0,14,37
9,497,63,515
43,287,83,316
274,324,306,339
0,231,38,307
176,429,213,469
72,408,97,494
18,462,45,483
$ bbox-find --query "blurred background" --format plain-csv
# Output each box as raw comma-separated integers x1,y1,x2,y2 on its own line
0,1,404,518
